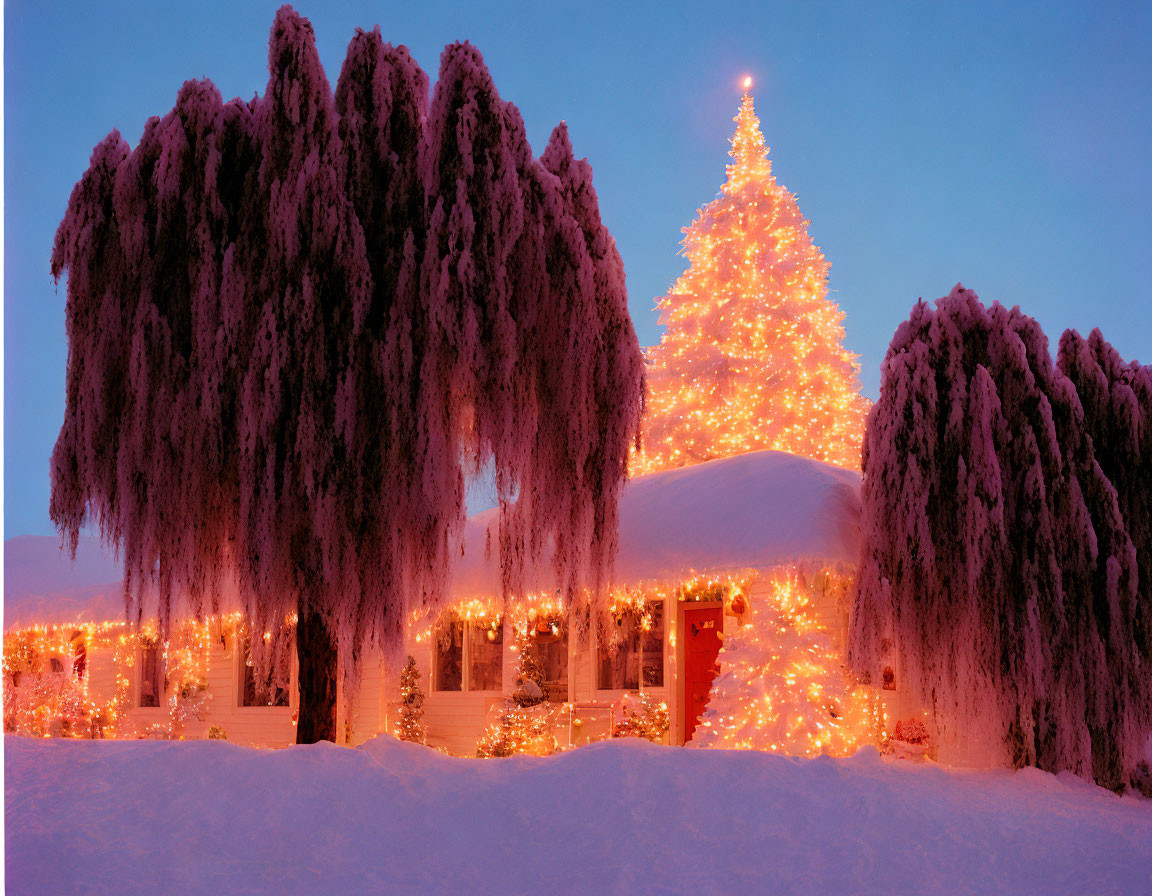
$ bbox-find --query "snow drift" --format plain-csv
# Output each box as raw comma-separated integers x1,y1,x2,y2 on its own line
6,735,1150,895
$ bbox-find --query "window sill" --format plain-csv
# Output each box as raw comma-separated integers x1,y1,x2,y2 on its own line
236,705,293,712
594,687,668,696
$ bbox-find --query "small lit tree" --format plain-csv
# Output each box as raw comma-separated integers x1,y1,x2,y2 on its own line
395,656,426,744
511,634,549,706
476,635,558,757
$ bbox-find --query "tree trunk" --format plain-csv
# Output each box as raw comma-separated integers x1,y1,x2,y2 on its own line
296,609,337,744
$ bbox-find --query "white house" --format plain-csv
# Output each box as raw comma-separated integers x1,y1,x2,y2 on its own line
6,450,920,757
413,449,865,754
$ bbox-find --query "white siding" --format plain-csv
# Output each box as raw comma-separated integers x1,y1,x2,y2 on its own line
400,640,500,756
63,568,1004,768
76,623,385,748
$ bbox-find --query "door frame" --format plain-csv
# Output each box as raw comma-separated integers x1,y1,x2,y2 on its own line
675,600,724,745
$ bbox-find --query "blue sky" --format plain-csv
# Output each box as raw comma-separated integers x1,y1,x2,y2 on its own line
5,0,1151,538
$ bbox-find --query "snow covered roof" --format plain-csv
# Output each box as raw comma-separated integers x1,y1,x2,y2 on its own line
450,449,861,598
4,450,861,628
4,535,127,630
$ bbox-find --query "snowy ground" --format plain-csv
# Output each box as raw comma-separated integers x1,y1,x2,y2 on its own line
6,736,1152,895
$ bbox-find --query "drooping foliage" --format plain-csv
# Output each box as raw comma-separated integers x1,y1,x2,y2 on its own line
333,28,430,653
1057,329,1152,669
51,84,261,631
51,131,133,563
236,9,374,670
537,123,645,598
50,6,643,726
416,40,530,609
851,284,1151,789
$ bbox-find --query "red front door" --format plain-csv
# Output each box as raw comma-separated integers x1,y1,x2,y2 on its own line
683,606,723,742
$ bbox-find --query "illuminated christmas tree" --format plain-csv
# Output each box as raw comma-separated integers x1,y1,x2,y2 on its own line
693,571,884,756
475,635,558,757
636,80,869,475
611,691,670,743
395,656,426,745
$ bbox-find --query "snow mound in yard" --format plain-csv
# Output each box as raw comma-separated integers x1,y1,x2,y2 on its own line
7,736,1151,895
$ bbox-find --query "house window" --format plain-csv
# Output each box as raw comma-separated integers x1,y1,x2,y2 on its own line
139,637,163,707
468,621,503,692
72,635,87,681
239,631,291,707
598,601,665,690
523,615,568,703
433,620,465,691
434,618,504,692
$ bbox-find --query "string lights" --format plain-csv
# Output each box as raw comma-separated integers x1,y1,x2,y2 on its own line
693,568,886,756
635,84,870,475
7,572,882,759
2,612,293,740
612,691,670,742
475,635,561,758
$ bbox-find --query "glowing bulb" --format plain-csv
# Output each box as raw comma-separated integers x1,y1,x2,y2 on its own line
743,75,753,90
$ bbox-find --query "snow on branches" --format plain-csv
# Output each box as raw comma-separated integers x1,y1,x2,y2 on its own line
49,7,642,692
851,285,1152,789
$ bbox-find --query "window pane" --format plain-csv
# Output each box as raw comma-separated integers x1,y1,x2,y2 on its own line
72,640,88,681
468,621,503,691
434,621,464,691
241,634,291,707
599,602,664,690
598,631,638,689
525,625,568,703
641,601,665,687
140,639,162,707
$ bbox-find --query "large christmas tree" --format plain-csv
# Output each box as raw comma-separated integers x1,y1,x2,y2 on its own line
636,82,869,475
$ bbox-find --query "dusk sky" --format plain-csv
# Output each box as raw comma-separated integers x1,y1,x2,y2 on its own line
5,0,1150,538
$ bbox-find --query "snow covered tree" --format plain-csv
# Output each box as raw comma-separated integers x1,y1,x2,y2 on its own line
695,571,880,755
333,28,431,659
1057,329,1152,672
535,123,646,597
49,6,642,744
636,83,869,476
236,8,374,744
851,285,1151,789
